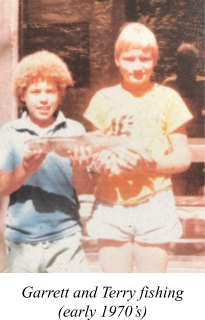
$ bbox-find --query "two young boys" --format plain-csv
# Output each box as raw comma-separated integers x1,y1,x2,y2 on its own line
0,23,192,273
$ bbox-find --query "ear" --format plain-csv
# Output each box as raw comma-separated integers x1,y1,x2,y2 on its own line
153,55,158,67
57,91,63,104
115,56,119,67
154,59,158,67
20,89,26,102
20,94,26,102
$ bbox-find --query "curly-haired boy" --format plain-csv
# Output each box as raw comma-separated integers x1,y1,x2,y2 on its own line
0,50,89,273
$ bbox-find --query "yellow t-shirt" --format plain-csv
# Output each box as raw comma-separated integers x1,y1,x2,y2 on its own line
84,83,193,204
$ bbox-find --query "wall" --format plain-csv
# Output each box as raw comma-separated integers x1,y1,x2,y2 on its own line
19,0,204,124
0,0,18,272
0,0,18,125
135,0,204,82
20,0,125,129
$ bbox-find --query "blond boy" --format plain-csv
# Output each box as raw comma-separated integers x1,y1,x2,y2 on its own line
84,23,193,273
0,51,89,273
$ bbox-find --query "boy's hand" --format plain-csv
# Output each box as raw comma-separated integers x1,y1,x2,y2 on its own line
89,150,116,175
114,145,156,172
67,146,93,168
114,147,142,171
22,150,47,174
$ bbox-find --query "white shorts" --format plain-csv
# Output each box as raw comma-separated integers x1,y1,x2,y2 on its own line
87,190,182,244
5,231,89,273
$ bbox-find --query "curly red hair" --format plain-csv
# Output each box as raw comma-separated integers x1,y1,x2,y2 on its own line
13,50,74,104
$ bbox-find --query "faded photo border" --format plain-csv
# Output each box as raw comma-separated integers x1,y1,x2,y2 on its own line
0,0,205,273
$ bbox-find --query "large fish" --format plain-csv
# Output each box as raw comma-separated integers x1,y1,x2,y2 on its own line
25,132,152,160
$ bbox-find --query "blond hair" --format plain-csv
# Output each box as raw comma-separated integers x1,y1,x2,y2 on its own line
13,50,74,104
115,23,159,64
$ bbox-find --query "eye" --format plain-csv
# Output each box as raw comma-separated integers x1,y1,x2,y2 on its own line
31,90,40,95
140,56,151,62
123,57,135,62
47,88,56,94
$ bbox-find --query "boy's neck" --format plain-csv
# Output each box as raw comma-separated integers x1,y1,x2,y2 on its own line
121,81,154,93
27,115,56,129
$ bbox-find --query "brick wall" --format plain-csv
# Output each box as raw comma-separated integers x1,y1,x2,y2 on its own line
20,0,125,130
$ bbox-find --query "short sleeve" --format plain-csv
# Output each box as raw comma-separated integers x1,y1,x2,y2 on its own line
71,122,86,136
84,91,111,132
0,125,14,171
63,119,86,137
166,89,193,135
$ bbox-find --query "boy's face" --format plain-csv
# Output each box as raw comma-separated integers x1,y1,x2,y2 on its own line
115,48,155,88
22,79,60,128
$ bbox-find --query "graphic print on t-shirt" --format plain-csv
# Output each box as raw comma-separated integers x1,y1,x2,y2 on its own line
111,114,134,136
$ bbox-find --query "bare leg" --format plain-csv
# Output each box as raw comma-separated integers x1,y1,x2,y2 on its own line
134,242,169,273
98,239,134,273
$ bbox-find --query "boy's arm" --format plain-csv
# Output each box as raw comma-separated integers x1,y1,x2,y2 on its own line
0,151,47,196
115,125,191,174
151,125,191,174
72,165,98,196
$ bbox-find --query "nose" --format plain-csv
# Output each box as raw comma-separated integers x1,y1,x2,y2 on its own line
133,59,143,71
39,92,48,104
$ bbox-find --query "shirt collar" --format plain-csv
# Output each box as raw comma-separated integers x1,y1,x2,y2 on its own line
11,110,67,134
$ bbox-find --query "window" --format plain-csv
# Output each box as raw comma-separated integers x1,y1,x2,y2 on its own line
20,22,90,88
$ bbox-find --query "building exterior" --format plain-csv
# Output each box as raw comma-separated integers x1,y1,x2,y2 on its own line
18,0,126,128
1,0,204,127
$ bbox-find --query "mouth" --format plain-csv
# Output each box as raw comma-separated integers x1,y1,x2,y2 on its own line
37,107,51,114
132,73,144,79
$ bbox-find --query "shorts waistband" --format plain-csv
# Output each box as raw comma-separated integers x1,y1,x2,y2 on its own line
95,189,172,208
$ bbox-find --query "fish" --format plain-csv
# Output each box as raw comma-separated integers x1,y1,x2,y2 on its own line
25,131,152,160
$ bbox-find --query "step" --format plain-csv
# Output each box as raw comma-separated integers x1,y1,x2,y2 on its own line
175,196,205,207
82,236,205,257
85,253,205,273
87,266,205,273
83,236,205,245
79,197,205,246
